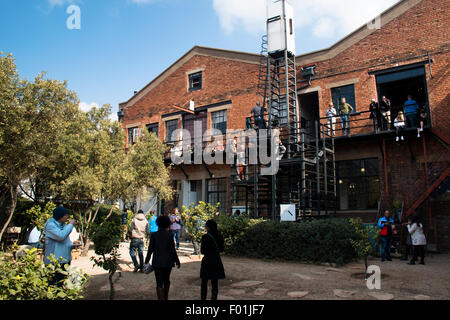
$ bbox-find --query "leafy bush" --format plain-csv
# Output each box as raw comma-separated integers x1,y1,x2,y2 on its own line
26,202,56,231
89,220,122,300
349,218,380,275
217,217,359,266
215,214,264,254
0,247,88,300
181,202,220,243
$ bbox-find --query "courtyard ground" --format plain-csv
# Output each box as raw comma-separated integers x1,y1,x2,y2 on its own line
73,241,450,300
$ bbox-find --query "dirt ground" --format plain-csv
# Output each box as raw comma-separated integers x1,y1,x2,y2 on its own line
73,241,450,300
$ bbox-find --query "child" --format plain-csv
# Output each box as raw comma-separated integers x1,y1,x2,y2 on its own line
417,106,427,138
394,111,406,142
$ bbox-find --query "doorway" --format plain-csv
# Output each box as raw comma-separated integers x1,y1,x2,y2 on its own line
299,91,320,137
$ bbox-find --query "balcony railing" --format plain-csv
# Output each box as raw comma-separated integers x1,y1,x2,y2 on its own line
319,105,431,139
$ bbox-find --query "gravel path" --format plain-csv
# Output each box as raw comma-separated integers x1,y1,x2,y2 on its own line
73,242,450,300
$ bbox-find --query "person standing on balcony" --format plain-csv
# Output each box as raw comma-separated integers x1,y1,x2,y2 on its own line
417,105,427,138
251,101,266,130
404,95,419,129
378,210,394,262
379,96,391,131
369,99,382,133
325,102,337,136
339,97,353,136
407,216,427,265
394,111,406,142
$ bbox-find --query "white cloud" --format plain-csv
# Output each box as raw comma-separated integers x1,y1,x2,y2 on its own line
212,0,399,38
79,101,99,113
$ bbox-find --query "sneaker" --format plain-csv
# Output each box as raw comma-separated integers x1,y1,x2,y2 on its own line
396,137,399,142
401,136,404,141
420,128,424,132
133,267,139,273
417,133,420,138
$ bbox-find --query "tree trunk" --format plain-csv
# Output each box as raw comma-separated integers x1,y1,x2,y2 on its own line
109,272,115,300
192,240,200,255
0,184,18,245
364,255,369,280
81,237,91,257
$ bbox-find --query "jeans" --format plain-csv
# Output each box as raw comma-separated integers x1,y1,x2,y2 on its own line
254,116,266,130
129,238,144,269
170,229,181,248
406,114,417,128
327,117,336,136
340,114,350,135
380,236,392,260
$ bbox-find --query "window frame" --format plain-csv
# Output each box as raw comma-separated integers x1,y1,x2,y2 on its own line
331,84,357,113
211,109,227,135
165,119,178,142
207,178,228,213
188,72,203,92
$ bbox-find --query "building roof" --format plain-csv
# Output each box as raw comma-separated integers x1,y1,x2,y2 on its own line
120,0,422,109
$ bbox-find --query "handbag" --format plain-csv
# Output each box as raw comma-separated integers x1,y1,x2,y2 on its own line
143,263,154,274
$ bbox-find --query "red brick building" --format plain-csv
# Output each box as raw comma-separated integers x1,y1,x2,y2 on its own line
119,0,449,249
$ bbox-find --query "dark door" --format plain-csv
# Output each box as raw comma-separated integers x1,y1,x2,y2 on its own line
299,91,320,138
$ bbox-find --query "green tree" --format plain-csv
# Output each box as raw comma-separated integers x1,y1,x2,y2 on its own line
180,202,220,254
0,52,80,241
349,218,380,278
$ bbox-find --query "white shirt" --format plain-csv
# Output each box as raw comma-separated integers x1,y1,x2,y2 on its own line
28,227,41,243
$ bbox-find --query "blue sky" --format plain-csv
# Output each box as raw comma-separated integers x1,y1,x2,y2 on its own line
0,0,398,118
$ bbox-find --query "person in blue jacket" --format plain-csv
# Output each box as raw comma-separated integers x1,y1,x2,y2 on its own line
147,211,159,245
43,206,77,286
377,210,395,262
403,95,419,128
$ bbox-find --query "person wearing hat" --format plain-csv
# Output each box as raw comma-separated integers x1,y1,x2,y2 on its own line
43,206,77,286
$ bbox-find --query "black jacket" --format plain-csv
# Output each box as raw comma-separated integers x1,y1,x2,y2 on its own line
379,99,391,112
369,102,381,119
200,232,225,280
145,230,180,268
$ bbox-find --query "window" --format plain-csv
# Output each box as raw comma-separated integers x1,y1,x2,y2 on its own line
212,110,227,134
128,127,141,145
331,84,356,112
336,158,380,210
165,119,178,142
189,72,202,92
146,123,159,138
207,178,228,214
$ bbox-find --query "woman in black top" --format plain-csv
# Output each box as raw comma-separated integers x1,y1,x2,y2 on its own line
145,215,180,300
200,220,225,300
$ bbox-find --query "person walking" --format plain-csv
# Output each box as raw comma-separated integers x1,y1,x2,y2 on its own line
43,207,77,287
326,102,337,136
129,209,148,273
378,210,394,262
379,96,391,131
339,97,353,136
407,216,427,265
200,220,225,300
404,95,419,128
121,207,128,242
145,215,181,300
369,99,381,133
169,208,182,249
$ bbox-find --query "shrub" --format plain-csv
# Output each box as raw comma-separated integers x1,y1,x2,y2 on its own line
217,217,359,266
0,247,88,300
89,220,122,300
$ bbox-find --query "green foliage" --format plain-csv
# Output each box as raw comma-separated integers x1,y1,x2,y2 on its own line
0,247,88,300
181,202,220,243
89,220,122,300
215,214,264,253
349,218,380,260
217,217,360,266
26,202,56,231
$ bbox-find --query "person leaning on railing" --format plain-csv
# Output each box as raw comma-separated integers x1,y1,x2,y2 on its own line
339,97,353,136
403,95,419,129
379,96,392,131
325,102,337,136
369,99,382,133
